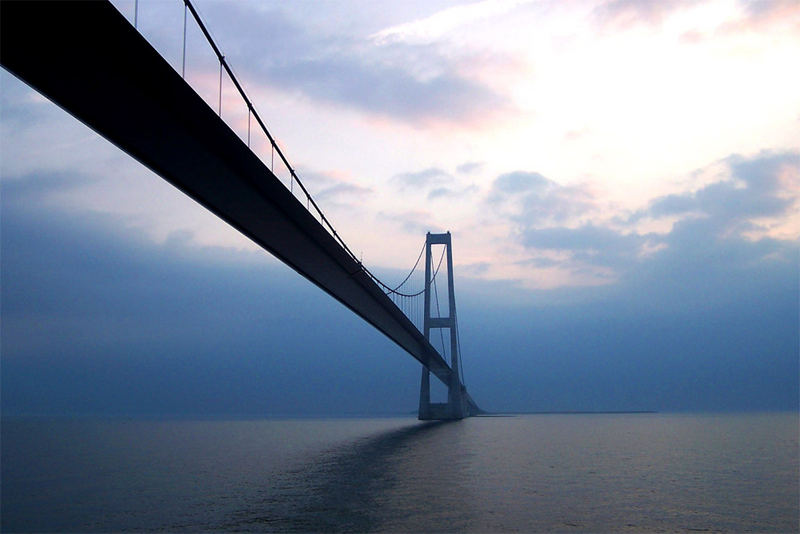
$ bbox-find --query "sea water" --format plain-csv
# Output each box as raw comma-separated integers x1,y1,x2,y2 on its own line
2,413,797,532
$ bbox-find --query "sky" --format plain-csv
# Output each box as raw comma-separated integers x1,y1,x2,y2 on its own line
1,0,798,416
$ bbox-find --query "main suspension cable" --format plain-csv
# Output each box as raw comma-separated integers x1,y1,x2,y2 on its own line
181,0,413,298
388,241,425,292
382,243,446,298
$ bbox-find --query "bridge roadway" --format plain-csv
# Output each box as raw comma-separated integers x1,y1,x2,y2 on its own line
1,1,479,416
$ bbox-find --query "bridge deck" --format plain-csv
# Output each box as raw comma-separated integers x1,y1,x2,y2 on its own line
0,0,479,415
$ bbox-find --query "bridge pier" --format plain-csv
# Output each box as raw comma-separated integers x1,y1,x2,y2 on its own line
418,232,467,420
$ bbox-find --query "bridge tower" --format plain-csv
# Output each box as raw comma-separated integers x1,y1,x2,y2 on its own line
419,232,467,420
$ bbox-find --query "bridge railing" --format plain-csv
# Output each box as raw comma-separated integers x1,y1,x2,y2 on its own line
110,1,352,252
109,0,437,313
109,0,471,355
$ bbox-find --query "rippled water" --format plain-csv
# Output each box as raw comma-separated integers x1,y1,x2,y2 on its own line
2,413,797,532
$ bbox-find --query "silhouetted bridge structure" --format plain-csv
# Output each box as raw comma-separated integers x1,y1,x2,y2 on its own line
1,0,480,419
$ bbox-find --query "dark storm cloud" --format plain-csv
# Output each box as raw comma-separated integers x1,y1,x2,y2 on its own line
196,2,507,125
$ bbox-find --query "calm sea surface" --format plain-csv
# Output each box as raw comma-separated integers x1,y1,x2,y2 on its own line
2,413,797,532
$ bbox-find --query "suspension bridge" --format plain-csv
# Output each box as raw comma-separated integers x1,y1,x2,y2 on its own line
0,0,481,419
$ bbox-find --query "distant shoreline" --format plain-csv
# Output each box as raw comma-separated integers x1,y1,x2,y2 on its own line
478,410,659,416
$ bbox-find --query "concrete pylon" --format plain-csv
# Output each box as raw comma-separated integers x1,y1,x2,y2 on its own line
419,232,466,420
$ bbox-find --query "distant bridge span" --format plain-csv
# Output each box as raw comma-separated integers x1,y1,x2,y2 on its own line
0,1,480,417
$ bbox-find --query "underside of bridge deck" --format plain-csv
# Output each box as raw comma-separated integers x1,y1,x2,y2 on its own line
0,0,480,417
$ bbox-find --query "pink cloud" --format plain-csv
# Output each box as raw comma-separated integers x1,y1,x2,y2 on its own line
717,0,800,36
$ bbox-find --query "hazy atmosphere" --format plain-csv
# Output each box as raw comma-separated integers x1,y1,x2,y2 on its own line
2,0,798,416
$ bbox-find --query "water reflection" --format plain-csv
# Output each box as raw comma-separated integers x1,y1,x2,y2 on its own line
4,415,796,532
224,420,460,532
198,414,800,532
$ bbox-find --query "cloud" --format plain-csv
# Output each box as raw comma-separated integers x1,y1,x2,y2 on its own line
391,167,452,190
491,171,550,195
377,209,441,235
592,0,800,37
456,161,484,174
522,224,648,267
563,129,587,142
1,177,422,415
4,1,798,418
427,184,478,201
592,0,700,30
198,2,510,126
268,54,508,125
633,152,799,284
316,182,372,202
0,71,262,252
488,171,596,225
296,168,373,205
393,167,479,201
460,261,491,276
427,187,453,200
3,167,796,416
371,0,536,45
0,170,98,201
719,0,800,35
0,73,119,180
638,151,800,238
489,151,799,290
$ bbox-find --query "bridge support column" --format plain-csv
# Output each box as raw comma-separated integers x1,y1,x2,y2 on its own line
418,232,466,420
